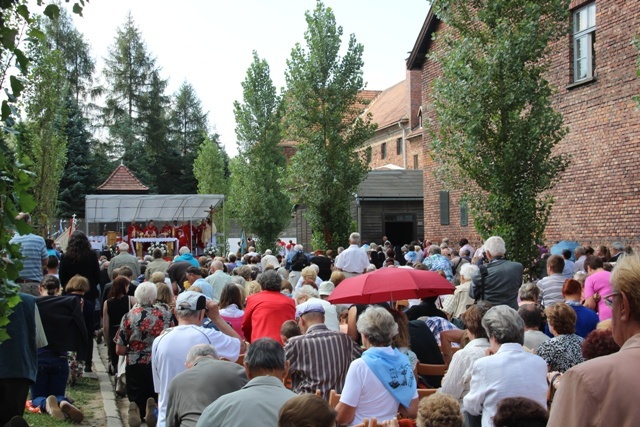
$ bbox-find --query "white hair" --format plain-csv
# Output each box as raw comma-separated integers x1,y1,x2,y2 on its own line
460,263,479,281
366,264,376,272
294,285,320,302
349,232,361,244
484,236,506,257
118,242,129,252
294,244,303,252
179,246,191,255
134,281,158,305
186,344,219,365
310,264,319,273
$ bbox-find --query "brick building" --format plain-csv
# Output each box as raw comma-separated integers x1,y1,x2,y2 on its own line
408,1,640,249
361,77,423,170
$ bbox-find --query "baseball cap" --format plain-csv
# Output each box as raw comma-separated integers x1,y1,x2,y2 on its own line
295,302,325,320
176,290,207,311
318,281,335,297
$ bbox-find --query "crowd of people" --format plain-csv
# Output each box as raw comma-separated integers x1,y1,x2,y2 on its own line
1,218,639,427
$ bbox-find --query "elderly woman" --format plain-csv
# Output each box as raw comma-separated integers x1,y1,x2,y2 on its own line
518,282,541,306
242,270,296,344
440,303,491,404
562,279,598,338
417,394,463,427
583,255,613,321
116,282,173,425
295,265,322,290
336,306,418,426
537,303,584,373
463,306,547,427
442,263,478,320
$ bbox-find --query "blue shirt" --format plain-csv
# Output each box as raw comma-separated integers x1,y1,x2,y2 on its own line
10,233,48,282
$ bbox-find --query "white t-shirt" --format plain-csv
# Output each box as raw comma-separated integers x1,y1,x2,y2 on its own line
152,324,241,427
340,347,418,426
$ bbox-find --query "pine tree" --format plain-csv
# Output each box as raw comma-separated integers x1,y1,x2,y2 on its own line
102,12,157,185
169,81,209,193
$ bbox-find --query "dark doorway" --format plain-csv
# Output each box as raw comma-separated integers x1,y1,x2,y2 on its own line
384,221,415,247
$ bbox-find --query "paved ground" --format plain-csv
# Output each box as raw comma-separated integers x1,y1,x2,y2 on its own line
95,340,125,427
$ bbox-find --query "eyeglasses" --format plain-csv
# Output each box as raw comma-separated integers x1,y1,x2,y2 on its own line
603,292,620,308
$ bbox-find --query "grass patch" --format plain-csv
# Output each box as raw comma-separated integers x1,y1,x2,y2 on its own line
23,376,101,425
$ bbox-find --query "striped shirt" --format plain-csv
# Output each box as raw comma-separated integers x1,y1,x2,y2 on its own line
10,233,47,282
285,323,362,400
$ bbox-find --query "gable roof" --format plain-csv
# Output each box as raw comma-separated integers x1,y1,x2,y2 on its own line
406,7,440,71
366,80,408,131
96,164,149,193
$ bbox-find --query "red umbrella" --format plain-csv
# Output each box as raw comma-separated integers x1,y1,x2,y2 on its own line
327,267,455,305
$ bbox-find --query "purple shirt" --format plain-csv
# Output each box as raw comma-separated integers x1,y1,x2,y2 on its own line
584,270,612,321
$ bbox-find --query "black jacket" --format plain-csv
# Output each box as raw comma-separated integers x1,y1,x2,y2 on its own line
36,295,89,360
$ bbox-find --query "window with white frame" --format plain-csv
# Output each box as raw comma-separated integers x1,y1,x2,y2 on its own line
573,3,596,82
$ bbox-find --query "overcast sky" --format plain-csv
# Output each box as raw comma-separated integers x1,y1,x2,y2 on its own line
63,0,429,156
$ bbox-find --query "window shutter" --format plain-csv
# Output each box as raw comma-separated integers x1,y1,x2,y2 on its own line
440,191,450,225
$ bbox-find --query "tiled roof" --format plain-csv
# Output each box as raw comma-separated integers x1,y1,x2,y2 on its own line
97,164,149,193
366,80,407,130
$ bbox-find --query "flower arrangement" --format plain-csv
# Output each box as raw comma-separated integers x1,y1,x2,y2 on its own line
148,241,169,256
203,244,217,258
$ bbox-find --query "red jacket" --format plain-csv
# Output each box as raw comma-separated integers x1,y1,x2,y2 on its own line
242,290,295,344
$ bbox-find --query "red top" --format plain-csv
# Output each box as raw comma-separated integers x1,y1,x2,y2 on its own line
242,290,296,344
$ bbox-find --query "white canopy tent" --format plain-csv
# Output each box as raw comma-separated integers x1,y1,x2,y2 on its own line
85,194,225,224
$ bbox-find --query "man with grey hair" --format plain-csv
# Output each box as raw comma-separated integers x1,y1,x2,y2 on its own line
334,232,369,278
152,291,246,427
470,236,523,310
463,305,547,426
205,260,232,302
196,338,296,427
442,263,478,319
423,245,454,282
609,241,625,263
165,344,248,427
108,242,141,278
573,246,587,273
145,248,170,280
285,302,361,399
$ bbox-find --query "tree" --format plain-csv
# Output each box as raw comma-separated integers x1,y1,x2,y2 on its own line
194,133,227,195
430,0,570,267
229,52,289,252
16,47,68,231
169,81,209,193
0,0,85,343
102,12,157,185
284,1,376,250
57,95,95,218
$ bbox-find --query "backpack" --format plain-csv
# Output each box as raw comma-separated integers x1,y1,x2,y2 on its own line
291,251,309,271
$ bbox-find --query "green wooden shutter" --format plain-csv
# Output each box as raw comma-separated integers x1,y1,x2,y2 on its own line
440,191,450,225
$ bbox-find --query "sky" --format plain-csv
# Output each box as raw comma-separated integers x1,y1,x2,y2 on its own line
61,0,430,157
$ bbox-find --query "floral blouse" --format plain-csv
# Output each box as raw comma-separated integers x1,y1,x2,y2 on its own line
537,333,584,373
117,303,174,365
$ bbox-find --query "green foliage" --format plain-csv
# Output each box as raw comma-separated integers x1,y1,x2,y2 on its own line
430,0,570,267
0,0,84,344
16,47,68,232
194,133,228,195
169,81,209,193
102,12,158,186
229,52,289,253
283,1,375,251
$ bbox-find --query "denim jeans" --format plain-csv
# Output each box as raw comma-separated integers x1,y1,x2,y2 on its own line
30,350,69,410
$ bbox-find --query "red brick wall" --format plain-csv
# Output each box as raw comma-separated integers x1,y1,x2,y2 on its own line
544,0,640,246
420,20,482,248
420,1,640,249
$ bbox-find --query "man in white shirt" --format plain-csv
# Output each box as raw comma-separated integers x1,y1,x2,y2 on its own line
334,232,369,278
152,291,246,427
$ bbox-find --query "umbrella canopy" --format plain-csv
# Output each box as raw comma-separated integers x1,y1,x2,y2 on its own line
327,267,455,305
550,241,580,261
